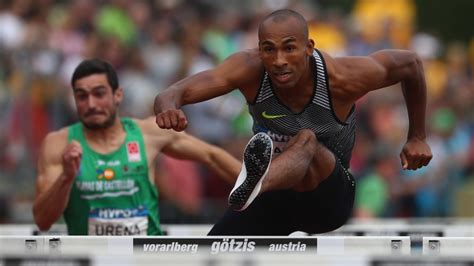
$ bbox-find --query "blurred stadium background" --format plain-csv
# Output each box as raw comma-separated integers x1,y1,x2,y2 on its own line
0,0,472,228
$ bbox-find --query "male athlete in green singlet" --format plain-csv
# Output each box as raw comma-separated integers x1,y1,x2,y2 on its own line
33,59,240,235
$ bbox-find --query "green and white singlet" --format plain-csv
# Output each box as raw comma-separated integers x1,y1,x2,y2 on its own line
64,118,162,235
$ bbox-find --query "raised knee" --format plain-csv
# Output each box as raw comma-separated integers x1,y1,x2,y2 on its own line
296,129,318,145
285,129,320,153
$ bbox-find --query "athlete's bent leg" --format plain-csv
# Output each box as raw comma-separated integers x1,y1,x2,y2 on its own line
262,129,336,193
228,129,337,211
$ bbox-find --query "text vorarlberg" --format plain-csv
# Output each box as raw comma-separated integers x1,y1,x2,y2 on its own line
143,242,198,253
134,237,317,254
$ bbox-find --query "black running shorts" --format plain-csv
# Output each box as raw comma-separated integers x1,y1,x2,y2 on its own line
208,158,356,235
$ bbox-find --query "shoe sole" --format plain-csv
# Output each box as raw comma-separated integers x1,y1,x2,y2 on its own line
228,132,273,211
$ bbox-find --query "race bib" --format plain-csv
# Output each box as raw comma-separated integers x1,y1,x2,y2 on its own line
88,207,148,235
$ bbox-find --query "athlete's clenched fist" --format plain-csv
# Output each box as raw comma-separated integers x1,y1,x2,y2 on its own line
155,109,188,131
154,93,188,131
62,140,83,181
400,138,432,170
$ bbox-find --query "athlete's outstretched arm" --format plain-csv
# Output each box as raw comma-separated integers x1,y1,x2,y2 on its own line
33,130,81,231
161,131,241,184
140,117,241,184
154,50,261,131
328,49,432,170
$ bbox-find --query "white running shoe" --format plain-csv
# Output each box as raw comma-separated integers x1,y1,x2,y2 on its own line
228,132,273,211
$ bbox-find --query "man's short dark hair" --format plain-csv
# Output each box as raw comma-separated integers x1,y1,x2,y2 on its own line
71,58,119,92
258,9,308,39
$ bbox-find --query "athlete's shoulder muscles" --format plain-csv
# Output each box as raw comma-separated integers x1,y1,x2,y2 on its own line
218,49,263,82
36,128,68,191
326,49,419,101
169,49,263,105
210,49,264,99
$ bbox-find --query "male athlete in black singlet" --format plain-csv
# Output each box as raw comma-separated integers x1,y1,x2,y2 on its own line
154,9,432,235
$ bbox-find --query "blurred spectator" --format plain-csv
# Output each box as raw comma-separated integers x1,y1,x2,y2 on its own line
141,16,181,89
119,45,156,118
352,0,415,49
0,0,27,50
95,0,137,46
308,9,348,56
201,9,243,63
156,155,204,222
354,144,400,218
455,130,474,216
410,108,471,217
410,32,447,103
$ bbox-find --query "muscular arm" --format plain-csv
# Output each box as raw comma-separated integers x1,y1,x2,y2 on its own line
33,130,74,231
332,49,427,139
154,50,263,130
140,118,241,184
162,132,241,184
328,49,432,169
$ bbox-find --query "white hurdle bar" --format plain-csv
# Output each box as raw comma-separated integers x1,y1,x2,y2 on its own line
1,219,473,237
0,236,411,256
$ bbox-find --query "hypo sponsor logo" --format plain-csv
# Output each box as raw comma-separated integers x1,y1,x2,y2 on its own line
94,208,144,219
265,130,291,143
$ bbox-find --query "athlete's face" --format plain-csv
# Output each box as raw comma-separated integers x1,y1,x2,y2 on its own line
258,18,314,91
73,73,123,130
